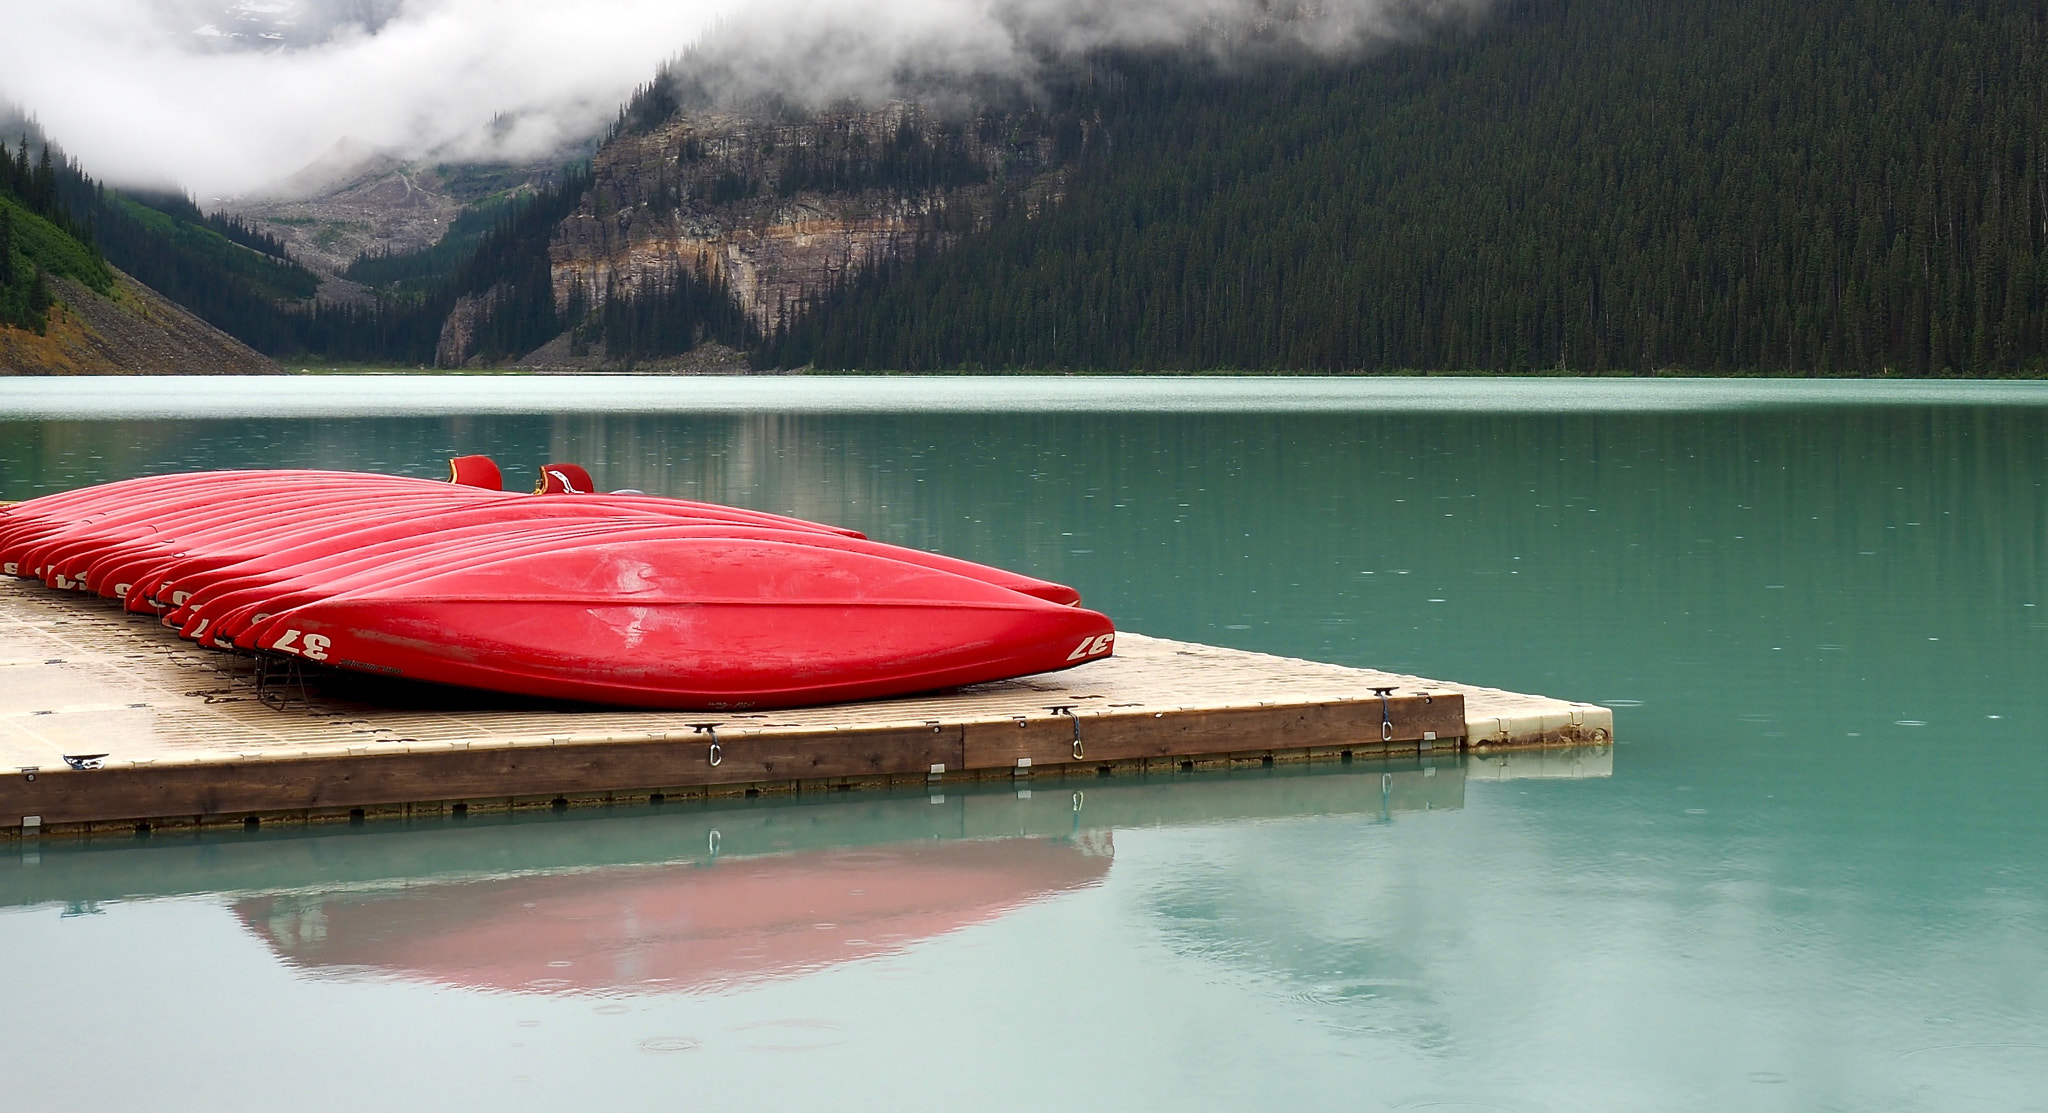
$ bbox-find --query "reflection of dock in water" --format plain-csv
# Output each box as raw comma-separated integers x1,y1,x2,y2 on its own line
0,761,1478,905
2,760,1495,995
1,579,1610,837
1464,745,1613,781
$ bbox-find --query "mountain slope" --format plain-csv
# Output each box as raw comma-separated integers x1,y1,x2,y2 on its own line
0,266,281,375
0,145,279,373
758,0,2048,375
27,0,2036,375
229,144,585,279
543,99,1077,359
3,112,330,363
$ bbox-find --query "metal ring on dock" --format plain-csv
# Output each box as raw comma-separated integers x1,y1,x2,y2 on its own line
1372,686,1397,742
691,722,722,766
1050,704,1083,759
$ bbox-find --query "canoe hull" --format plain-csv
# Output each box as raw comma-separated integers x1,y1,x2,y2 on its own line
251,596,1113,709
13,471,1106,710
245,535,1112,709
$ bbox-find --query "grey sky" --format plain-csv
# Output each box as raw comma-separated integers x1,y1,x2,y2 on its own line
0,0,1483,199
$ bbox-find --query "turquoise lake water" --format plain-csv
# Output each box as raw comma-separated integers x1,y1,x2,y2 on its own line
0,377,2043,1111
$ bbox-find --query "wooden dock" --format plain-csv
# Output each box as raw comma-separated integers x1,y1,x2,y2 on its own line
0,578,1612,837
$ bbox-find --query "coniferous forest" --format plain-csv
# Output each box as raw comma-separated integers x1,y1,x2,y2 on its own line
0,139,111,333
0,125,323,346
10,0,2048,374
0,113,590,364
765,0,2048,374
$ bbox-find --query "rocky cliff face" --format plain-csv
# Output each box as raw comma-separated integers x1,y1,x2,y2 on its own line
551,103,1079,334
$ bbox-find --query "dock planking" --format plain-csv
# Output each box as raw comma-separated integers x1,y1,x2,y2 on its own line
0,577,1612,837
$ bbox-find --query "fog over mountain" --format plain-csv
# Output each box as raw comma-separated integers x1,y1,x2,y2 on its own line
0,0,1482,199
1,0,726,197
671,0,1487,112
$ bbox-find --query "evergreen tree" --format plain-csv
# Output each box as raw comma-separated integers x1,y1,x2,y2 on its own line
766,0,2048,376
594,253,751,362
26,266,50,323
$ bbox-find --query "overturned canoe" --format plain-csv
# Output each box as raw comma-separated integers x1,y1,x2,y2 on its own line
243,534,1114,709
4,466,1110,709
173,519,1083,647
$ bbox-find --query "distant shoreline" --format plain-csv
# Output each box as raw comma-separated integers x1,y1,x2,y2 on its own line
5,374,2047,422
268,365,2048,380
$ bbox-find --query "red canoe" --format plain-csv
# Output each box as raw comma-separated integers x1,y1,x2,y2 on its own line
130,497,861,613
2,471,864,578
83,490,516,597
16,478,495,584
147,502,682,612
7,467,1110,709
179,520,1083,647
181,520,893,644
161,514,683,617
1,470,341,548
243,534,1115,709
4,470,449,543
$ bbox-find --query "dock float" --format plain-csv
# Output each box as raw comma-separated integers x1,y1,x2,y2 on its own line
0,578,1613,838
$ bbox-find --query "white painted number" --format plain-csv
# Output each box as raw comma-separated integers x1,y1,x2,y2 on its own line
1066,633,1115,661
272,629,331,661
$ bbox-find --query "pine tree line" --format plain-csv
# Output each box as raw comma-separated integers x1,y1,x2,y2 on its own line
1,129,330,349
764,0,2048,375
0,138,109,334
580,92,1109,365
445,165,597,364
311,165,600,366
595,255,752,363
125,189,296,262
0,139,89,241
0,203,56,333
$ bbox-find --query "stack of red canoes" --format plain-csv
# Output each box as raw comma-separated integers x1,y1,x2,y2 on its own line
0,460,1115,710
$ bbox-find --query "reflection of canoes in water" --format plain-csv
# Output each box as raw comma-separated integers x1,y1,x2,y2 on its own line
232,834,1113,995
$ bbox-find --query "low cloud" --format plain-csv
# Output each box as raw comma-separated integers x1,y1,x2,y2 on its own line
0,0,1484,200
1,0,730,198
680,0,1489,110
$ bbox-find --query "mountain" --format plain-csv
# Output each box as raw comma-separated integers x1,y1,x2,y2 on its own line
0,130,278,374
438,94,1080,368
763,0,2048,374
12,0,2048,376
223,139,588,280
409,0,2048,376
0,264,282,376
